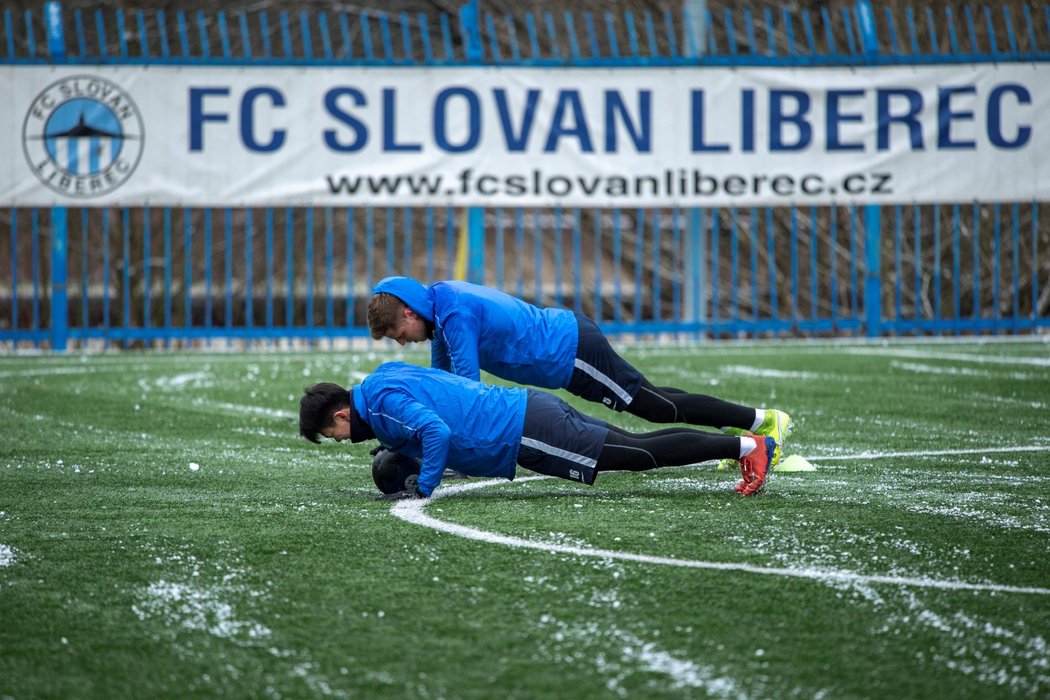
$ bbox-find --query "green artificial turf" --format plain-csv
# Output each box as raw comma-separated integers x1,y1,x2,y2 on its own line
1,340,1048,699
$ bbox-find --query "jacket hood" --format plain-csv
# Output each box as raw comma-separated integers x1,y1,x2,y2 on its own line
372,276,434,322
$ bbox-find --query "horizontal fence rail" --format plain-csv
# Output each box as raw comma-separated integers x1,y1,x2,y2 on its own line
1,2,1049,349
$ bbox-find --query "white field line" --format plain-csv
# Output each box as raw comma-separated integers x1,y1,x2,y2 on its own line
392,476,1050,596
843,347,1050,367
0,366,100,379
812,445,1048,461
199,401,295,420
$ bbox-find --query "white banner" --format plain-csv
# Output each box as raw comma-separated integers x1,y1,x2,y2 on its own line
2,64,1047,207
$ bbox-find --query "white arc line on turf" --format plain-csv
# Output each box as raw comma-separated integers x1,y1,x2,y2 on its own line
391,476,1050,596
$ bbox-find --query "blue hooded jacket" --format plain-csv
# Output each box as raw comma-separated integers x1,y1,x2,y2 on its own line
351,362,528,496
372,277,578,390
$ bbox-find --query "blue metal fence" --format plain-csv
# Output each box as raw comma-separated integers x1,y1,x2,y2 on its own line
1,2,1048,349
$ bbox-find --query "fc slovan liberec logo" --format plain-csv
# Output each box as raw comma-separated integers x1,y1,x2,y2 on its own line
22,75,144,198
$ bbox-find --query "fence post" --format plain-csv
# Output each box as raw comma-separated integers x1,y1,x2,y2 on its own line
856,0,882,338
45,1,69,351
460,1,485,285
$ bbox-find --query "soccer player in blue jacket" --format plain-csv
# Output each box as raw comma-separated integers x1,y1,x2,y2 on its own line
367,276,792,467
298,362,777,498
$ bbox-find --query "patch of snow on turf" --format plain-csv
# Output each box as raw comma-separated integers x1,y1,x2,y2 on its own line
888,360,1035,381
133,580,271,641
136,372,215,394
195,399,295,420
718,364,822,380
540,615,747,698
880,589,1050,695
133,549,271,644
0,544,19,567
846,347,1050,368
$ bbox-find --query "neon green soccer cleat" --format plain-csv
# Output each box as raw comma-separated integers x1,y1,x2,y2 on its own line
717,409,793,470
757,409,792,468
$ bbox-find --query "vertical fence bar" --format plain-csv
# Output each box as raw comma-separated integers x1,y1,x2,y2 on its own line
265,208,274,331
1011,203,1020,332
828,205,838,332
533,209,542,302
245,209,254,333
593,210,603,322
730,207,739,324
633,209,645,325
672,208,681,328
750,207,760,324
612,209,623,326
572,209,582,314
809,208,819,324
163,209,172,346
710,208,720,329
971,202,980,327
513,208,524,297
494,208,504,289
121,209,131,347
424,207,435,283
9,211,16,341
224,209,233,340
652,209,662,323
992,203,1001,327
912,204,921,331
143,208,151,342
80,210,89,336
183,209,191,338
403,207,413,288
789,207,799,328
1032,202,1039,327
848,207,860,335
305,207,315,335
325,207,334,334
285,208,294,331
101,209,110,346
31,211,40,341
933,203,942,329
204,209,213,345
893,205,902,334
346,207,356,328
553,208,563,306
952,204,961,335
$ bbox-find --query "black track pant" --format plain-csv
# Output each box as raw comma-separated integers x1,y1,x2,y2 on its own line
595,423,740,473
625,379,756,431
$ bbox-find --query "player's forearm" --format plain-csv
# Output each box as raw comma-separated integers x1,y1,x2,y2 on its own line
416,422,453,496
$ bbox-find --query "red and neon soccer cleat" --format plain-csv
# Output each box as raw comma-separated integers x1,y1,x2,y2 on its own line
736,435,776,496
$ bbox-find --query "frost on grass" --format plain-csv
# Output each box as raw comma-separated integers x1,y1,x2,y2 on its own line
132,579,271,642
538,614,748,699
132,549,270,645
875,589,1050,696
757,523,1050,696
0,543,20,568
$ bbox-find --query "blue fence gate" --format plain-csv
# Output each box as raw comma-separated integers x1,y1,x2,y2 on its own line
1,2,1048,349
